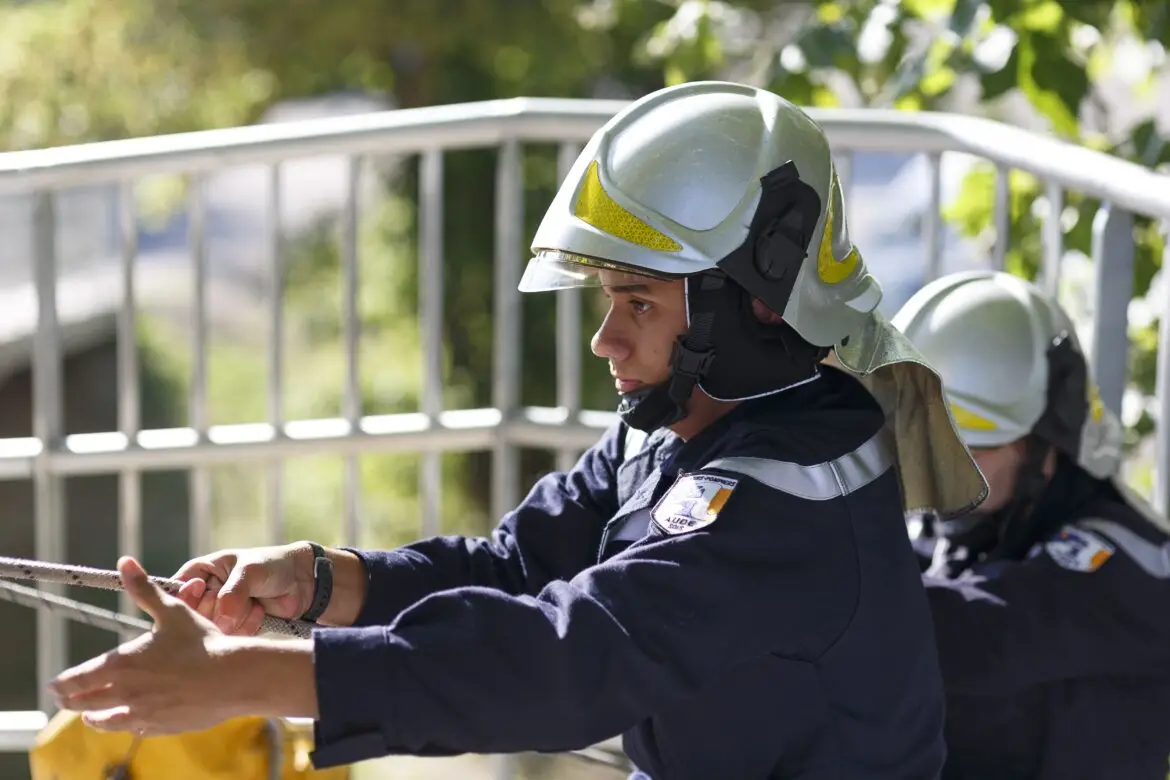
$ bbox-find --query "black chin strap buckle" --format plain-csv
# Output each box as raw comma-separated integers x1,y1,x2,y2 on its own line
671,338,715,379
665,338,714,413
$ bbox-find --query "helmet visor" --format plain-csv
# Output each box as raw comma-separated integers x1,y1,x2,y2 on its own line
518,249,683,292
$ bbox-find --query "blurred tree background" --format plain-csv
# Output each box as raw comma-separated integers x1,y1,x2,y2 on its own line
0,0,1166,777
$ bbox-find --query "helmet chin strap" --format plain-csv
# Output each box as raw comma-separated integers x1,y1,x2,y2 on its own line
618,313,716,433
617,270,825,433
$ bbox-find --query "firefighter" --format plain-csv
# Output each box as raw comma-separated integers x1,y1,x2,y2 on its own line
896,269,1170,779
49,81,986,780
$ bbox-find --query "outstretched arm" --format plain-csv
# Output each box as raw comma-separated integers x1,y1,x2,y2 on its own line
341,423,625,626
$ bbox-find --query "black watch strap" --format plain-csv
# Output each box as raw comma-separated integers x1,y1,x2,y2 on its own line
300,541,334,623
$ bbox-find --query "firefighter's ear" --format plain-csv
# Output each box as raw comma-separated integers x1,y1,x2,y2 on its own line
751,297,784,325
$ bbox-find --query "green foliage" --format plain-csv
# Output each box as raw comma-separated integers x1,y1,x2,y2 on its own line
0,0,272,149
2,0,1168,546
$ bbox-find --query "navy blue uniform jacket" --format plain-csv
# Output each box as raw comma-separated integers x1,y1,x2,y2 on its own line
309,366,947,779
917,468,1170,779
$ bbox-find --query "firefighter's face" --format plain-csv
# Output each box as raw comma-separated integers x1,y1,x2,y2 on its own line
590,271,688,396
969,439,1056,514
969,444,1025,513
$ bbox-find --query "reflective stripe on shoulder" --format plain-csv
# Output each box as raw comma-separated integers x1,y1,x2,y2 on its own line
701,428,894,502
1078,518,1170,579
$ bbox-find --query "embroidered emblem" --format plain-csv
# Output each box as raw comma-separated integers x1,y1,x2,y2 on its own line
652,473,738,535
1045,525,1115,573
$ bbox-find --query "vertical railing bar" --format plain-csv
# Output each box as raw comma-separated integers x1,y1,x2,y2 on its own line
342,155,362,547
1089,203,1134,419
117,180,141,640
492,140,523,522
1154,221,1170,513
267,164,285,545
1041,181,1064,297
189,173,212,557
555,143,582,473
420,150,445,538
992,164,1010,270
491,140,524,780
923,152,943,282
32,190,66,715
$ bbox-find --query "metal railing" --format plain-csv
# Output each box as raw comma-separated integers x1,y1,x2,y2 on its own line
0,97,1168,776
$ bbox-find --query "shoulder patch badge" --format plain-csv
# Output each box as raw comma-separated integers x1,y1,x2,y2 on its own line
652,473,738,535
1044,525,1115,573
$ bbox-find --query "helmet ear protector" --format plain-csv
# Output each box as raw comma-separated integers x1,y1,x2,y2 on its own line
717,160,824,319
1033,331,1089,460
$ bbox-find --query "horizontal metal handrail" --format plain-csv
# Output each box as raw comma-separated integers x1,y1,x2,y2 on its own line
0,407,617,480
0,711,46,752
1,98,1167,221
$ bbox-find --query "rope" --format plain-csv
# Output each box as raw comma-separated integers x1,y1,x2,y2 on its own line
0,578,152,634
0,556,314,639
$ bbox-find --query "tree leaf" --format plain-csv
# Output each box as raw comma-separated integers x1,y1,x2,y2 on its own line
1016,31,1087,138
921,65,957,95
902,0,955,21
1016,0,1064,33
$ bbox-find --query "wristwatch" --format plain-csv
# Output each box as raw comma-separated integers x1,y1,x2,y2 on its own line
300,541,334,623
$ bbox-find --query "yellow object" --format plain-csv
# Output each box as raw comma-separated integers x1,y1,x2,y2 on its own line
29,709,351,780
815,172,859,285
949,402,999,432
573,160,683,252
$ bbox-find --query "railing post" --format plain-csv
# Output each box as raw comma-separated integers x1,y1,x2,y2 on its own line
32,190,67,715
116,181,142,640
420,149,446,538
1040,181,1064,297
1089,203,1135,418
341,156,363,548
491,139,524,780
1154,221,1170,513
189,173,212,557
555,143,583,473
992,164,1011,270
267,164,286,545
492,140,523,519
922,152,943,282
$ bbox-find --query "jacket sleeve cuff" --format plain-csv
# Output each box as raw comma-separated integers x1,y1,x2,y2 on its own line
341,547,441,628
309,626,400,767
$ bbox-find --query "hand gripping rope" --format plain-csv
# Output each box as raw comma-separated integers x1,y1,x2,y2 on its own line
0,555,314,639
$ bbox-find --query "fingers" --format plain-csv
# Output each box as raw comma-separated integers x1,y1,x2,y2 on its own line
118,557,177,624
170,550,288,635
51,650,151,735
81,707,137,733
172,555,232,584
171,555,231,621
59,685,125,713
83,710,177,737
237,602,267,637
214,562,267,634
176,578,208,611
50,647,127,702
